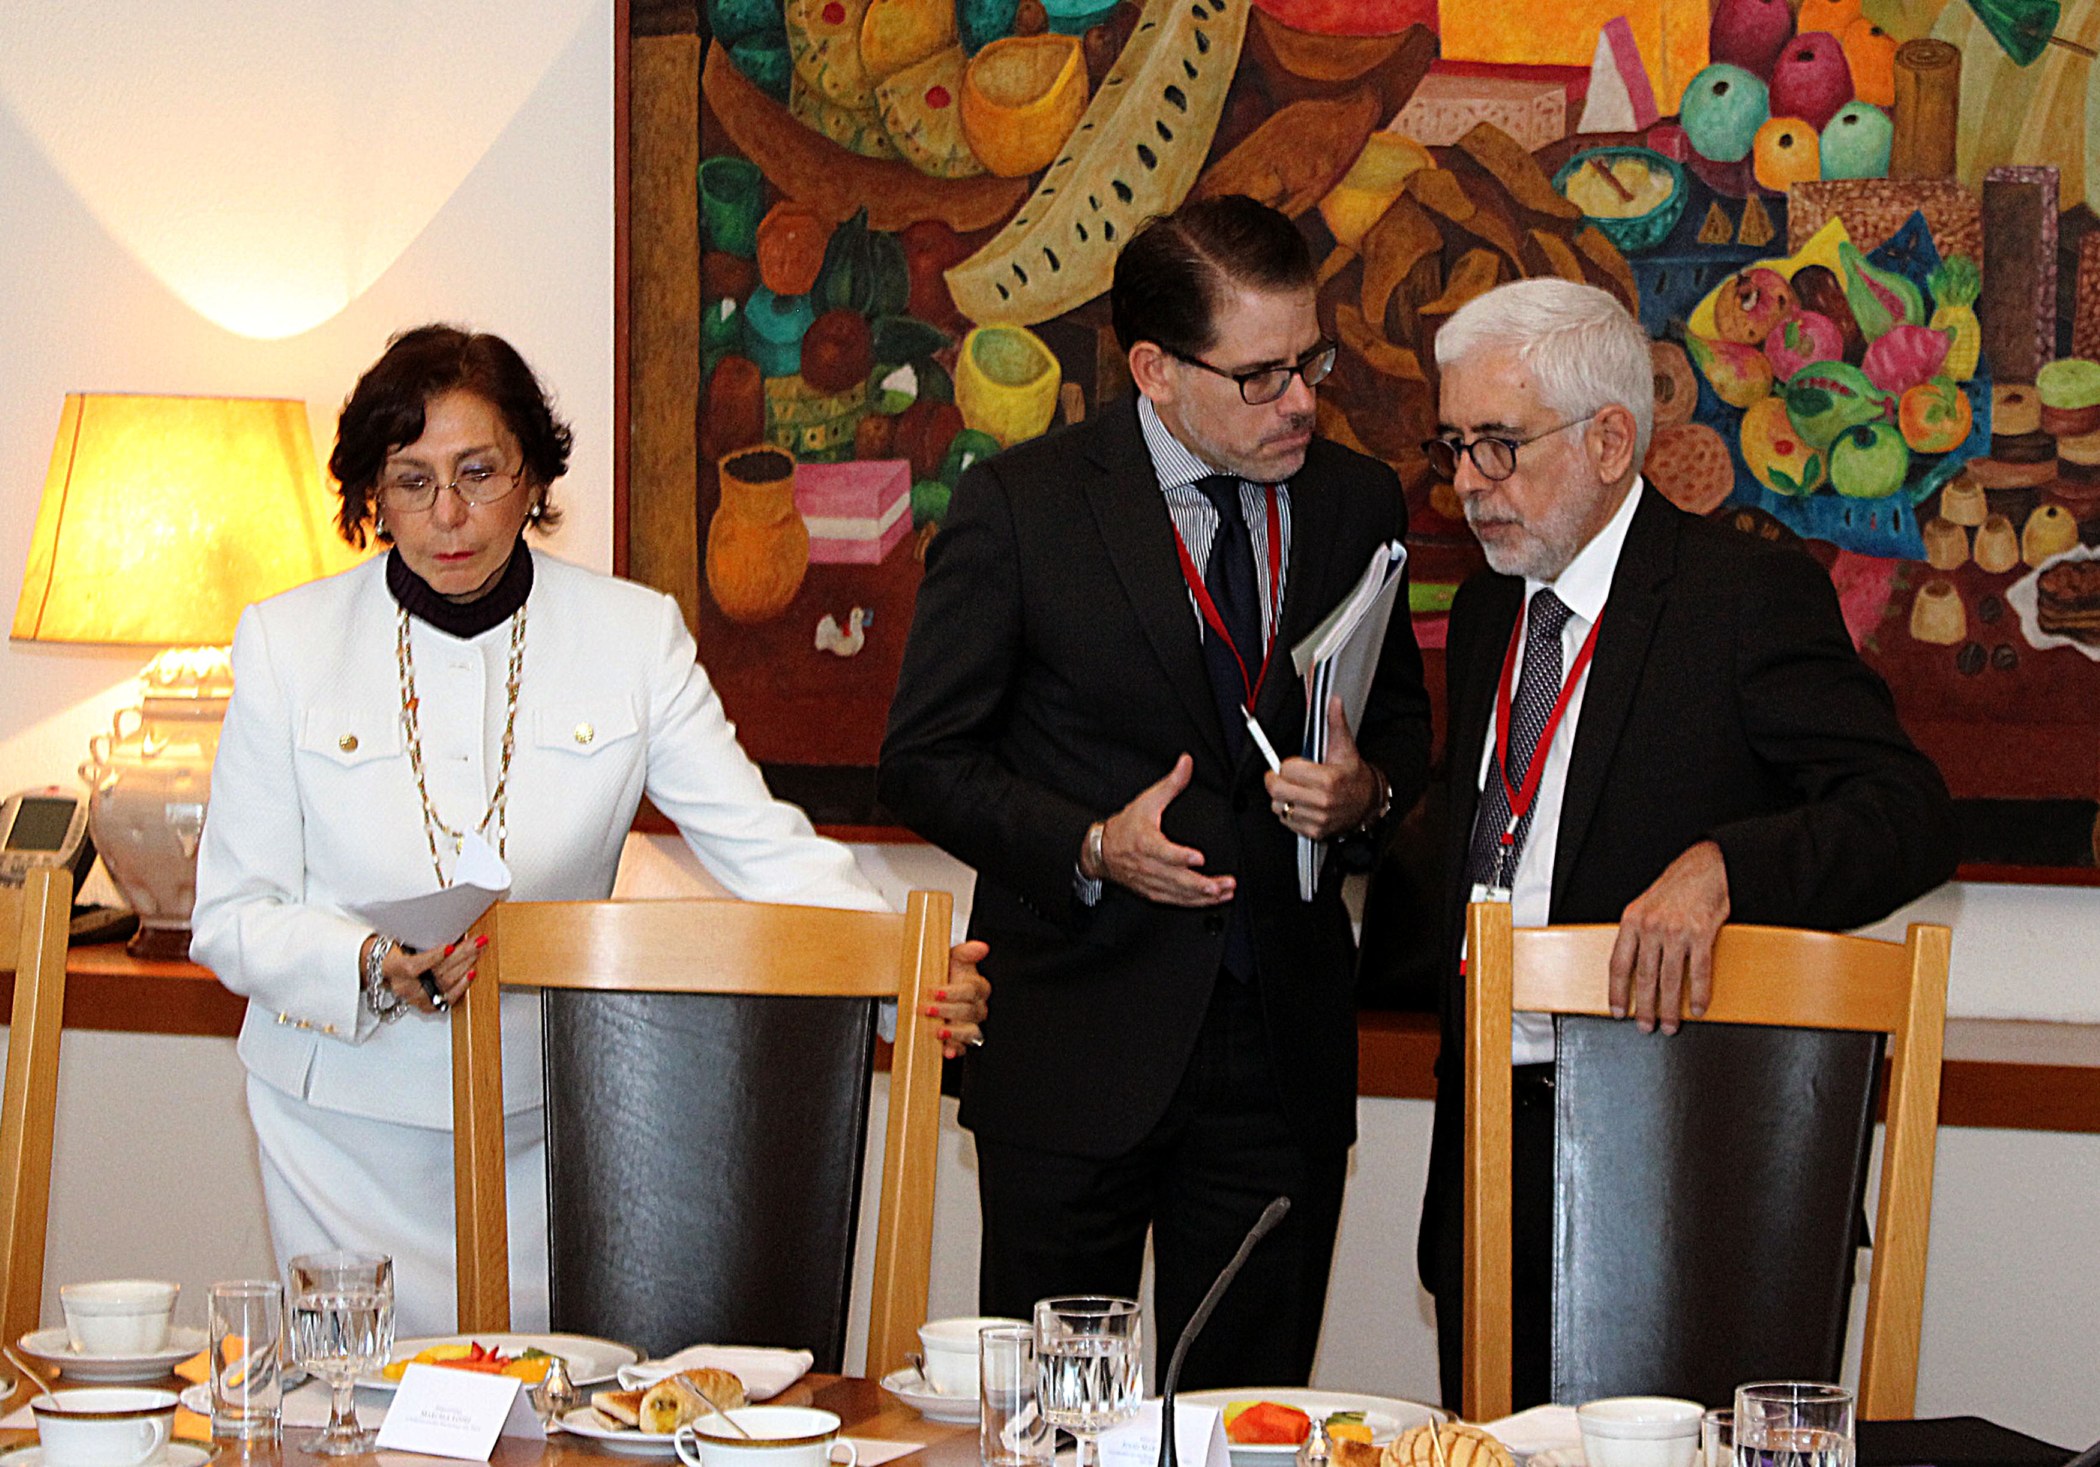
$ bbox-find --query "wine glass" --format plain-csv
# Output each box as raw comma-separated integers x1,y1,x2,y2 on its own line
1033,1296,1141,1467
287,1251,396,1455
1733,1383,1854,1467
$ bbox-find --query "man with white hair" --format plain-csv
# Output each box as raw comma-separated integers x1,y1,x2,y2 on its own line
1411,279,1956,1406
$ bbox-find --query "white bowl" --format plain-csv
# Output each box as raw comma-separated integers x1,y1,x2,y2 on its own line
915,1316,1024,1398
1577,1397,1703,1467
58,1281,179,1356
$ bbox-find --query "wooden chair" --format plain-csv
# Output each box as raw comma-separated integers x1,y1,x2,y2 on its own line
1463,901,1951,1422
451,891,952,1379
0,869,75,1356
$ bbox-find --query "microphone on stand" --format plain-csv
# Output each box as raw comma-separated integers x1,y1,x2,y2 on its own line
1157,1196,1291,1467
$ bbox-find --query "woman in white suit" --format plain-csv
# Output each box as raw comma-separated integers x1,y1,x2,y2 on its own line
192,326,988,1335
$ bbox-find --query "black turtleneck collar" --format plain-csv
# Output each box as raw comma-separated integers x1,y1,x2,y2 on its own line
385,541,534,638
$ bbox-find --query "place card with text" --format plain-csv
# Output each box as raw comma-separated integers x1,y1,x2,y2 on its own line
1100,1400,1230,1467
375,1363,545,1460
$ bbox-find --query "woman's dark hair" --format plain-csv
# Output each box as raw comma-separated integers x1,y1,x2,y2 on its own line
330,324,573,547
1109,195,1316,358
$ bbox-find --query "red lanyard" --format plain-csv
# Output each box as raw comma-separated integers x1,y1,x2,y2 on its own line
1491,597,1604,848
1169,484,1284,709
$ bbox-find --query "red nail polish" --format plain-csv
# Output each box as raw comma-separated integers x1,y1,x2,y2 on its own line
940,1027,952,1040
445,944,456,956
925,1005,939,1017
475,935,489,949
935,988,948,999
467,968,477,981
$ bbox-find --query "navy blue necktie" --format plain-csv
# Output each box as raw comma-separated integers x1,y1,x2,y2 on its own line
1193,476,1263,757
1465,589,1574,893
1192,475,1262,982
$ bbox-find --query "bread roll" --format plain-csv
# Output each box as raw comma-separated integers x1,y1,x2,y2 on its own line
641,1380,704,1435
1381,1424,1515,1467
678,1370,748,1413
593,1390,643,1428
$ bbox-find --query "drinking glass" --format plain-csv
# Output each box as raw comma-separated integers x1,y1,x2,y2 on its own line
1032,1297,1141,1467
1733,1384,1854,1467
981,1324,1052,1467
287,1252,395,1456
1703,1410,1734,1467
208,1280,284,1441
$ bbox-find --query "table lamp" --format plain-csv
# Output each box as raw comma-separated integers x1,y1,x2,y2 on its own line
11,393,361,958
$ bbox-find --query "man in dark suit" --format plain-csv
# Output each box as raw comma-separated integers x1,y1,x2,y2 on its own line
881,196,1432,1388
1411,279,1958,1407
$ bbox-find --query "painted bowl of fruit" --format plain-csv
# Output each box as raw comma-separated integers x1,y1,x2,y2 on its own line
1552,146,1687,254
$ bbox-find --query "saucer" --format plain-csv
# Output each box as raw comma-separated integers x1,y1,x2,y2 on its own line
0,1445,215,1467
878,1367,978,1424
18,1326,209,1383
556,1407,680,1457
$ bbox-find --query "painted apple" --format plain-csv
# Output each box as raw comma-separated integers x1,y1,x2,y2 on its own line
1898,377,1974,453
1830,421,1911,497
1769,31,1853,132
1742,395,1827,496
1679,64,1770,164
1714,267,1796,346
1820,100,1893,179
1765,310,1846,381
1709,0,1795,76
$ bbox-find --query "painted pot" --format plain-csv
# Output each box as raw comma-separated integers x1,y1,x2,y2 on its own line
699,156,765,258
955,323,1062,447
708,446,809,624
743,287,816,379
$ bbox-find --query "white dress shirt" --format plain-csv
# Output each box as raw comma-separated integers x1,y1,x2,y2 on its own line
1474,477,1644,1063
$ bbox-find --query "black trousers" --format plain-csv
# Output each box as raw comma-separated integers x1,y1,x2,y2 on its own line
1423,1063,1556,1412
974,974,1348,1392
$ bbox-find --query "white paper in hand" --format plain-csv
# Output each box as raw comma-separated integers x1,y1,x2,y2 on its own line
1100,1401,1230,1467
352,831,511,951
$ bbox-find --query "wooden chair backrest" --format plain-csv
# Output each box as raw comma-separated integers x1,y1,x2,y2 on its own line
1463,902,1952,1423
0,869,74,1356
451,890,952,1379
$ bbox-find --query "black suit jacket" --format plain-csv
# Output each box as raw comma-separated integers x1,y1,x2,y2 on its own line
880,396,1432,1158
1419,484,1958,1275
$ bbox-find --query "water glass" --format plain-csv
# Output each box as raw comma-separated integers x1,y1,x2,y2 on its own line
1733,1383,1854,1467
981,1325,1052,1467
1702,1410,1733,1467
208,1280,284,1441
287,1251,395,1456
1033,1296,1141,1467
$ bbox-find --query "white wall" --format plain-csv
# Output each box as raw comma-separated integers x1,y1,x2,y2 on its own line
0,2,2094,1453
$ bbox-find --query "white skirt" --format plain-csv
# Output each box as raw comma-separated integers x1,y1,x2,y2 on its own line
246,1074,551,1338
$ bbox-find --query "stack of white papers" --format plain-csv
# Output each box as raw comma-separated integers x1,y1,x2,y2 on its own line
1290,540,1409,900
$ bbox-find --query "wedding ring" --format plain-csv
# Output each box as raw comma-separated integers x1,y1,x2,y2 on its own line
1281,801,1294,818
965,1033,985,1048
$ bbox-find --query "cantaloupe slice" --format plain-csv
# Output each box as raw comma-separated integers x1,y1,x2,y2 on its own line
944,0,1252,324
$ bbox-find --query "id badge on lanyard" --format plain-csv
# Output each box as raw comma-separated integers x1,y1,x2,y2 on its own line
1469,880,1513,905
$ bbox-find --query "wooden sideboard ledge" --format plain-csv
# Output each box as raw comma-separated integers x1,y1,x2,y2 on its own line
7,951,2099,1134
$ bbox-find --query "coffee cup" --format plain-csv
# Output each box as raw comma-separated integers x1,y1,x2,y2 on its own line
916,1316,1024,1397
59,1281,179,1356
32,1388,177,1467
675,1406,858,1467
1577,1397,1704,1467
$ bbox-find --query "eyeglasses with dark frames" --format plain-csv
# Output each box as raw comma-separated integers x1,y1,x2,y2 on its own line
1162,339,1339,406
377,462,526,514
1421,414,1598,482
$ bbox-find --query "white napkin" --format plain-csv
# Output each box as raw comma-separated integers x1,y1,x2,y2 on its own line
615,1345,815,1402
1484,1404,1583,1458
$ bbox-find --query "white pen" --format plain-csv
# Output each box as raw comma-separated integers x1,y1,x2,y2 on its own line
1241,706,1284,772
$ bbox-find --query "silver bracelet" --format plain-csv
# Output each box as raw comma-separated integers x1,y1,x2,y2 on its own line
362,934,408,1023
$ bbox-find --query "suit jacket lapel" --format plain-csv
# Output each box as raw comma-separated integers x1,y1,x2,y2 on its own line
1447,575,1523,894
1549,486,1676,912
1080,399,1234,769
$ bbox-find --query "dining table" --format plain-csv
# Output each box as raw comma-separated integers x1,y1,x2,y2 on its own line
0,1373,980,1467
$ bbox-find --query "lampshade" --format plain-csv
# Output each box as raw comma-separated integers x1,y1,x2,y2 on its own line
12,393,360,647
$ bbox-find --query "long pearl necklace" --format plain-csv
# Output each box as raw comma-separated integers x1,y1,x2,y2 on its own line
396,602,527,887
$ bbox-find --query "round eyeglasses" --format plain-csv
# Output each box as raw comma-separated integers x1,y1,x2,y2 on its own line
377,463,525,514
1164,340,1338,406
1421,414,1597,482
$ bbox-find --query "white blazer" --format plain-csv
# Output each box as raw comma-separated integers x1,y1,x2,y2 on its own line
191,550,885,1129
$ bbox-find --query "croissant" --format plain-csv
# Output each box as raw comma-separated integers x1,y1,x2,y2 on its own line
640,1381,703,1435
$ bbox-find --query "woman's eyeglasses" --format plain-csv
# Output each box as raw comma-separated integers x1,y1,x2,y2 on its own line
1420,414,1596,482
377,464,524,513
1164,340,1338,406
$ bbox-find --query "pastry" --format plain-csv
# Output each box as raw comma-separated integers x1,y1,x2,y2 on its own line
1909,579,1966,644
1994,382,2042,435
1989,430,2058,465
593,1390,645,1429
1382,1424,1516,1467
675,1370,748,1414
640,1381,705,1435
1962,456,2057,489
1939,476,1987,526
2037,557,2100,639
2023,503,2080,563
2038,358,2100,437
2057,428,2100,484
1921,515,1970,569
1974,513,2020,572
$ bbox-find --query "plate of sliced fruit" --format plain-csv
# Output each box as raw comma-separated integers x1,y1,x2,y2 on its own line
1178,1389,1446,1467
363,1333,640,1391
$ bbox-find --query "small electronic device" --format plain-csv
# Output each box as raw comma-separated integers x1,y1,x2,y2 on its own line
0,786,96,891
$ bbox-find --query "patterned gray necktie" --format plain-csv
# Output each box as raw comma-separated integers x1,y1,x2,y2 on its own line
1465,588,1574,892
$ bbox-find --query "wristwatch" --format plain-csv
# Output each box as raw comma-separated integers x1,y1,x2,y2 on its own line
362,934,408,1024
1354,765,1394,836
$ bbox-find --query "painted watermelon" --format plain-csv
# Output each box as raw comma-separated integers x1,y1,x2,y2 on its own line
878,46,988,177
